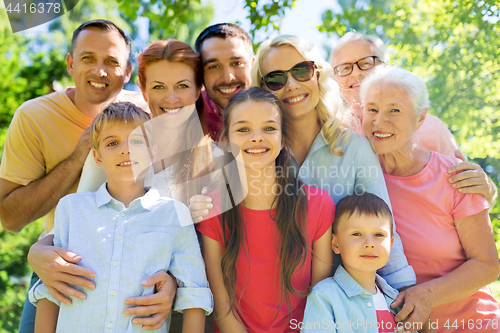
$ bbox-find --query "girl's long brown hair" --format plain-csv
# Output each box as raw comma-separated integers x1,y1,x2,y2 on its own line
219,87,309,320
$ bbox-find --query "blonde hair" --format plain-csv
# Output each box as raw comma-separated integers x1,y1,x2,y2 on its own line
252,35,352,157
91,102,151,151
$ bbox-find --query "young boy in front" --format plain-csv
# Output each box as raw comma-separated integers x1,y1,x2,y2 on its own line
301,193,418,333
29,102,212,333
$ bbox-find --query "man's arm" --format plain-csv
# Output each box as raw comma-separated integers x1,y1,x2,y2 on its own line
0,127,91,232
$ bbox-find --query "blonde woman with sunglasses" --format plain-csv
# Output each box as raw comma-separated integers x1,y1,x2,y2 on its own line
252,35,416,293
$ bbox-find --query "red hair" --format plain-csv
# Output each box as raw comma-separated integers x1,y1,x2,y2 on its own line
137,39,202,92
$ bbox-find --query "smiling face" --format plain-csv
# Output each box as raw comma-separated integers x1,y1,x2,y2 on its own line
142,60,200,123
93,121,154,186
260,46,320,123
227,100,283,171
363,82,425,156
331,40,381,117
67,28,132,106
332,212,393,280
200,37,254,111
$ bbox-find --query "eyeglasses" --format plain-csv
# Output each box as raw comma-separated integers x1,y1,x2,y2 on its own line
261,61,316,91
333,56,381,77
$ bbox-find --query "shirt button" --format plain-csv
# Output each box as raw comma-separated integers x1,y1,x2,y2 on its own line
116,236,122,240
108,323,113,328
110,290,116,296
113,261,118,266
121,212,125,216
367,302,372,307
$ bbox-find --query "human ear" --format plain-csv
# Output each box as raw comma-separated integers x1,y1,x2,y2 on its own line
332,234,341,254
124,63,133,84
93,148,103,167
195,87,201,101
415,107,428,131
66,53,74,76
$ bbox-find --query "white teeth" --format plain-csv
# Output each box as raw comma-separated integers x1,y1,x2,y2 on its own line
286,95,306,103
246,149,267,154
119,161,135,166
373,133,393,138
161,107,181,113
90,82,106,88
220,87,237,94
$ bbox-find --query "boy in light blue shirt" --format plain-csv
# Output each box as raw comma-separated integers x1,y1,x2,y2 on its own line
29,102,212,333
301,193,420,333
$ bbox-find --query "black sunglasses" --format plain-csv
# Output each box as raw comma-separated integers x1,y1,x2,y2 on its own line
261,61,316,91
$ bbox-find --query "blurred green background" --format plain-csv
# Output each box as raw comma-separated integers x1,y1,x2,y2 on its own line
1,0,499,331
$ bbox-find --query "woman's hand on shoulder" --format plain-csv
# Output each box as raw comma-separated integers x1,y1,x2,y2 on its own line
448,149,497,205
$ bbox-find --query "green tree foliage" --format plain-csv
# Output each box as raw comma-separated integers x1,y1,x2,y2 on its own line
0,222,43,333
244,0,296,46
144,1,214,44
319,0,500,248
116,0,296,47
0,14,28,127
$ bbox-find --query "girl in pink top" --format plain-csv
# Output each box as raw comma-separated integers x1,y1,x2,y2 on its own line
361,65,500,333
197,87,335,333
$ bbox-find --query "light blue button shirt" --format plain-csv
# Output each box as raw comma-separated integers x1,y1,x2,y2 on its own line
291,131,416,289
301,266,414,333
29,183,212,332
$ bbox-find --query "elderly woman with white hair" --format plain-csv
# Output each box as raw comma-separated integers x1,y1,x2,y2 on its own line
330,31,497,206
252,35,416,291
361,65,500,332
330,31,457,155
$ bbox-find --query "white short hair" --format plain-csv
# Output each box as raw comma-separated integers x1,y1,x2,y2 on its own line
330,31,389,64
360,66,430,115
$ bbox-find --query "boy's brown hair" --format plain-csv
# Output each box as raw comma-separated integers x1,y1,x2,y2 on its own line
333,192,393,235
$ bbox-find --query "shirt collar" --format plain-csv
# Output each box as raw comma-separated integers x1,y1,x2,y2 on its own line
201,88,222,115
96,183,114,207
290,131,327,167
310,130,328,153
95,183,161,211
333,265,398,299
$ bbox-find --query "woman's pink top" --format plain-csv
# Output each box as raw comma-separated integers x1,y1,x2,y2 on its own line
384,152,499,332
